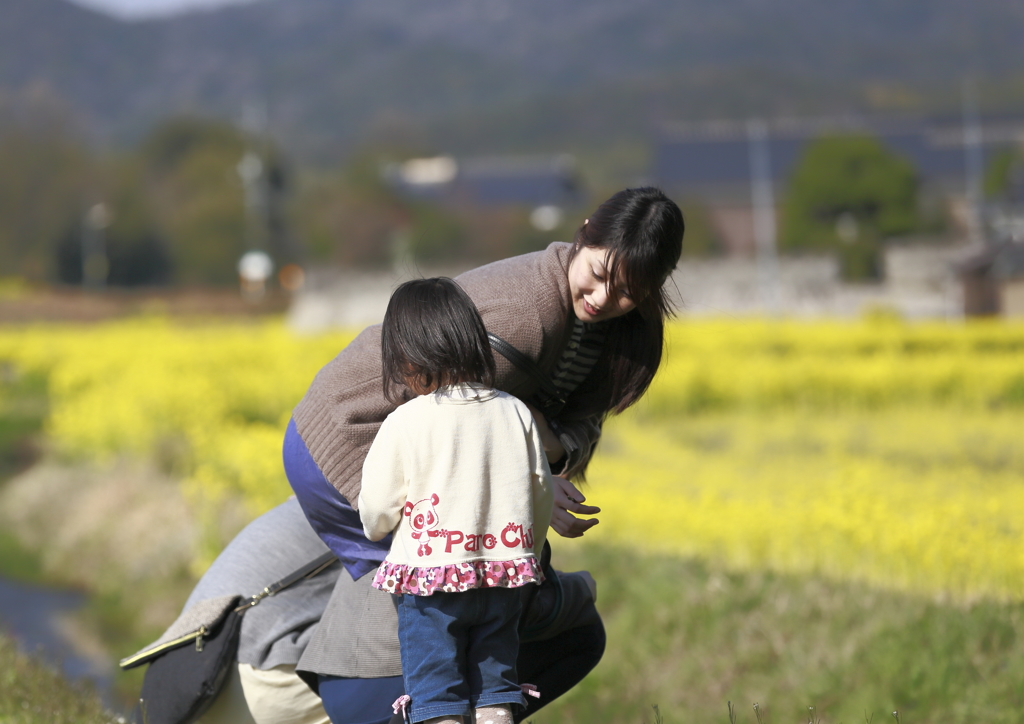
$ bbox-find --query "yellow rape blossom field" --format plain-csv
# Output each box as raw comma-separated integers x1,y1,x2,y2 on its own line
2,316,1024,601
584,408,1024,601
0,319,356,569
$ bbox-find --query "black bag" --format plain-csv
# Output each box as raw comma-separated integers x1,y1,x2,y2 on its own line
122,595,244,724
120,552,337,724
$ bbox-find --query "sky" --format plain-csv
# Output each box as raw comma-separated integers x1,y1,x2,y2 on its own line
70,0,258,20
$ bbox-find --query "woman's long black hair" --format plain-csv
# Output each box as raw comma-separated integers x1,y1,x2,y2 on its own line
569,187,684,413
380,277,496,403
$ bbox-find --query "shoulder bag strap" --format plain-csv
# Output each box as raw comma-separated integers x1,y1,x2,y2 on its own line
487,332,566,413
236,550,337,612
487,332,577,453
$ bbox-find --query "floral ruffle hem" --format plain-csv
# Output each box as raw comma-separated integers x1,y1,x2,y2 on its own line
372,557,545,595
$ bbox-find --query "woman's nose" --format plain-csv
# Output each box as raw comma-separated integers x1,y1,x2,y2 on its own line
591,284,610,308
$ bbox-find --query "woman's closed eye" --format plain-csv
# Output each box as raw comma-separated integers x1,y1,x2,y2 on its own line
593,267,632,302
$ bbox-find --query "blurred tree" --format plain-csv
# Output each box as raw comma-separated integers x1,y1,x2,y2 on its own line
502,199,726,262
984,147,1024,201
835,237,885,282
0,127,92,281
139,117,291,286
509,210,575,258
104,161,173,285
141,118,243,175
782,134,920,249
406,202,467,262
781,134,920,281
55,158,171,286
678,201,724,258
140,118,246,285
292,158,408,268
292,151,475,267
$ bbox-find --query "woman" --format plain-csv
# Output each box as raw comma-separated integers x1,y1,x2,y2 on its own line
182,187,682,724
284,186,684,724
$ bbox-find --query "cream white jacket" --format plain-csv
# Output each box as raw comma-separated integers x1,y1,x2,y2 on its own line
358,384,553,570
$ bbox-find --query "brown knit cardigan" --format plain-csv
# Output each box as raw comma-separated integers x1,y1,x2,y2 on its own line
292,242,610,507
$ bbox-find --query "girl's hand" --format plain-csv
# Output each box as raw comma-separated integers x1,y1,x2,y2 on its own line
550,476,600,538
525,403,566,464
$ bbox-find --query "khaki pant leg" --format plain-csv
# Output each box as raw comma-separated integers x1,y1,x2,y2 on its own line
238,663,331,724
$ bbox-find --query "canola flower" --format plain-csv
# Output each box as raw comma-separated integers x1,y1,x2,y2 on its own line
1,315,1023,596
0,318,354,568
580,407,1024,601
648,317,1024,413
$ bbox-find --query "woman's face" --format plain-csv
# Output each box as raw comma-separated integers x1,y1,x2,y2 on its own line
567,245,637,323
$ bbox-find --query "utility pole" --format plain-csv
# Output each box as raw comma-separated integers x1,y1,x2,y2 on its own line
236,102,273,299
962,79,985,246
82,203,111,289
748,119,780,312
239,101,270,254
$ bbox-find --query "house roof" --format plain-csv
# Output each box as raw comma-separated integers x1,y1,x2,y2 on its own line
654,116,1024,195
387,154,583,208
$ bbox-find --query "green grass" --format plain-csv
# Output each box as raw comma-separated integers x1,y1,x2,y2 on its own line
538,544,1024,724
0,383,106,718
0,365,46,482
0,366,46,585
0,529,44,583
0,631,114,724
0,534,174,709
5,533,1024,723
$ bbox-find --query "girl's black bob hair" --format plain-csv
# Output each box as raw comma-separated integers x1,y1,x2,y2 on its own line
569,186,684,413
380,277,496,403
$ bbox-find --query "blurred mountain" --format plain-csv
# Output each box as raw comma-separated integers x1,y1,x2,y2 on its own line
2,0,1023,160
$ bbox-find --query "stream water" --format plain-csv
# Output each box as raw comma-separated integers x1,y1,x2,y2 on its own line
0,575,116,706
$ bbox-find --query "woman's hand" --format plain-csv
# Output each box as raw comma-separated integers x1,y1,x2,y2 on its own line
550,476,600,538
525,403,566,464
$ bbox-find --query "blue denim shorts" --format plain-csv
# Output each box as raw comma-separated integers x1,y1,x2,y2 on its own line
398,587,526,722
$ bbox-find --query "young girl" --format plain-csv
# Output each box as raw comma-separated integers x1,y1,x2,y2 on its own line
358,277,554,724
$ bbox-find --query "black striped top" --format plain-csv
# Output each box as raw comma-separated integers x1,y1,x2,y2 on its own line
549,318,606,400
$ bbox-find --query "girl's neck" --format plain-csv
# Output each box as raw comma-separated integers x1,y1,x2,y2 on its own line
406,376,484,397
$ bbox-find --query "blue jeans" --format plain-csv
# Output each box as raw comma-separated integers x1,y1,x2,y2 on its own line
398,588,525,722
318,619,606,724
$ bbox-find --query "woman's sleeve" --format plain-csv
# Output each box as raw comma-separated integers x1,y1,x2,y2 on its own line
357,417,407,542
548,414,604,480
526,415,553,553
